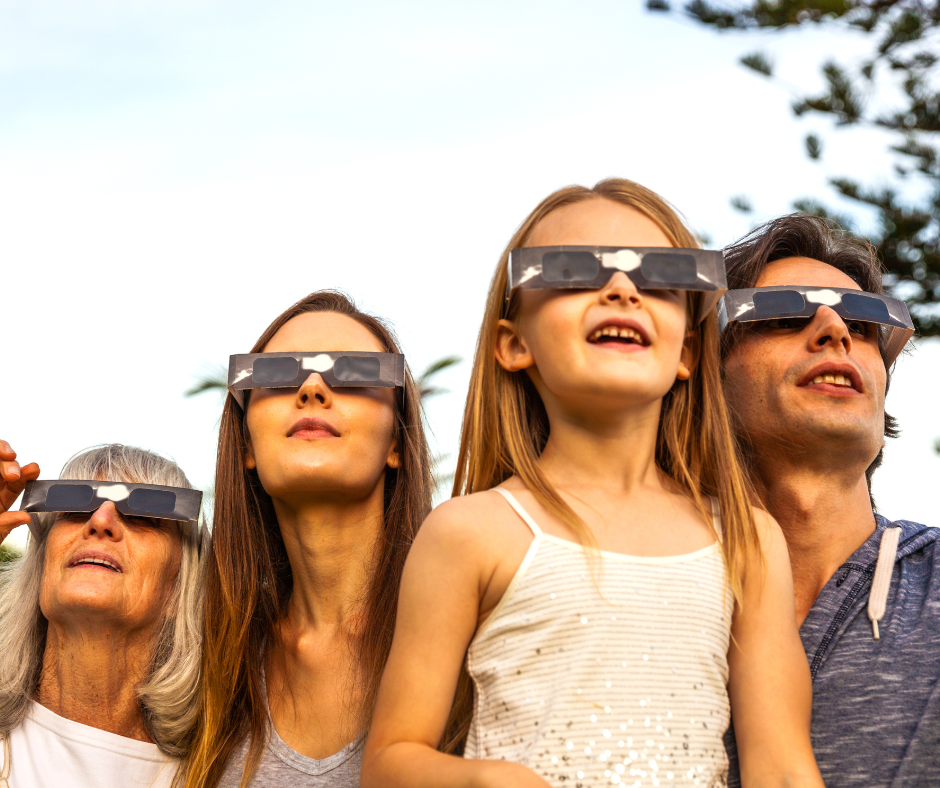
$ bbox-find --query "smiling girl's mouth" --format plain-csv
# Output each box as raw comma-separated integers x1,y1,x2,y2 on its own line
588,326,648,346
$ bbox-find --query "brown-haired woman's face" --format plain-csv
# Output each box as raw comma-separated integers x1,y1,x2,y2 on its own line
244,312,400,506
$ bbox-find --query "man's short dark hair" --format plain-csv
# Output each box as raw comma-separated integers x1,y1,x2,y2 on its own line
721,213,899,498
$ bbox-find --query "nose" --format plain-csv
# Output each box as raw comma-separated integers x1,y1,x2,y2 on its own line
295,373,333,409
82,502,125,542
808,305,854,355
600,271,643,308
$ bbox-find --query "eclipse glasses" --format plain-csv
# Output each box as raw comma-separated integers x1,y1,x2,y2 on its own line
228,351,405,409
21,480,203,541
718,286,914,366
508,246,728,324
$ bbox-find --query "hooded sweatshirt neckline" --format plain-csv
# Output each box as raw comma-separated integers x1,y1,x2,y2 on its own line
799,515,935,679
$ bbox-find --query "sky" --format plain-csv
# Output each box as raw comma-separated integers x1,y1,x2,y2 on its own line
2,1,938,548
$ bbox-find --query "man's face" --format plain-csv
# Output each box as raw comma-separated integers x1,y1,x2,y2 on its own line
722,257,887,466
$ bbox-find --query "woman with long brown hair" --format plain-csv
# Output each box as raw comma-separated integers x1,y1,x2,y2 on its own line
185,291,432,787
362,179,823,787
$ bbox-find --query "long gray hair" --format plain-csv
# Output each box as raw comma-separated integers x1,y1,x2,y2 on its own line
0,444,207,757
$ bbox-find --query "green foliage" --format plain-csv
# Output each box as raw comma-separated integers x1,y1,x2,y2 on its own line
653,0,940,336
805,132,823,159
1,543,22,566
730,194,754,213
417,355,462,400
184,364,227,397
653,0,850,28
790,198,855,229
740,50,774,76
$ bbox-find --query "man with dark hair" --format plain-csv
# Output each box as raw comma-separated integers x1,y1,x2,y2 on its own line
719,214,939,786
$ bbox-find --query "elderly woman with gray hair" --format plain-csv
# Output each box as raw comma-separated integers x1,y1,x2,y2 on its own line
0,440,206,788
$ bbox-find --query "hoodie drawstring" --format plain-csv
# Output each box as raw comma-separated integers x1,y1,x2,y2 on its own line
868,526,901,640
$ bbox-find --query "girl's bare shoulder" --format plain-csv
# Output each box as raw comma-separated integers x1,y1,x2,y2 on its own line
750,506,789,559
416,486,528,555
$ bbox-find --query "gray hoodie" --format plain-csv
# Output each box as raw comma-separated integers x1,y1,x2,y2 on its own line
726,515,940,786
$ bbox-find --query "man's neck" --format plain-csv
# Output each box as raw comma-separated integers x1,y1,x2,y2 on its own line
35,623,156,741
754,457,877,626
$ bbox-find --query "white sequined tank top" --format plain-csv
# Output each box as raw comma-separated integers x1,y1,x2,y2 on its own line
464,489,733,788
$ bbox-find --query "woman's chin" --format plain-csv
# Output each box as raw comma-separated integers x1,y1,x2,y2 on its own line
265,473,387,508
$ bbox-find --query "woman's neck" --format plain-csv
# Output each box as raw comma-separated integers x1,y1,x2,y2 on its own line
263,488,385,756
272,484,385,636
35,623,156,741
539,397,664,493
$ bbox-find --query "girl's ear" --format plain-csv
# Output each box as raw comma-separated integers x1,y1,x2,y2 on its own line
386,438,402,470
495,319,535,372
676,328,699,382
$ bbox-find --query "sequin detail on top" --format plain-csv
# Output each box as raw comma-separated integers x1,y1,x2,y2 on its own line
464,489,733,788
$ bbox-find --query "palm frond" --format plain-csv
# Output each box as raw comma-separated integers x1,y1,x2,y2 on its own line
185,365,228,398
417,355,462,401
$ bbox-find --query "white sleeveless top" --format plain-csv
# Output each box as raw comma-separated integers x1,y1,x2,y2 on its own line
464,489,733,788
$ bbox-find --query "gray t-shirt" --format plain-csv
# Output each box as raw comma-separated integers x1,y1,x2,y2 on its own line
217,726,363,788
726,515,940,786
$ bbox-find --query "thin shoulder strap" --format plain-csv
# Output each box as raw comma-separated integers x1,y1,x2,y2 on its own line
709,496,723,544
0,732,10,788
493,488,544,537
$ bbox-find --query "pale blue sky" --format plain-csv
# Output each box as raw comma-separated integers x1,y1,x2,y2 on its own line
2,1,937,545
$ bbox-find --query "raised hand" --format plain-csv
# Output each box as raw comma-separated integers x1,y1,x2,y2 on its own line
0,440,41,544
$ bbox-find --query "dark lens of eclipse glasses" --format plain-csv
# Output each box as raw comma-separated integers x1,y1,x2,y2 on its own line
45,484,95,509
541,251,600,283
252,356,300,384
841,292,891,323
753,289,806,316
641,252,698,285
334,355,381,382
127,488,177,514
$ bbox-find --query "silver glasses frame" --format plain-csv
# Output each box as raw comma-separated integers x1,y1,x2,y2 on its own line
507,246,728,324
227,351,406,409
718,286,914,366
21,480,203,541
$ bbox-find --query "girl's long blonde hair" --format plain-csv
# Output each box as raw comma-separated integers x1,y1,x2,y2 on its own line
442,180,760,752
445,178,761,752
455,176,759,606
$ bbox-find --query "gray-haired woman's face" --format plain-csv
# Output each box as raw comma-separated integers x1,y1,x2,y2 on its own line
39,502,183,634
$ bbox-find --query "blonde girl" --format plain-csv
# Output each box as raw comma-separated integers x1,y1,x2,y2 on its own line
361,179,822,788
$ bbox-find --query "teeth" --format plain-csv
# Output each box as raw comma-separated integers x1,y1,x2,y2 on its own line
811,374,853,388
589,326,643,344
75,558,120,572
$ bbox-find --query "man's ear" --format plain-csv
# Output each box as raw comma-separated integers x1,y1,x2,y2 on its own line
495,319,534,372
676,329,699,382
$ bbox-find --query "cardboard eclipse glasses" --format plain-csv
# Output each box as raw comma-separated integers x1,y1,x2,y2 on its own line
228,351,405,409
21,480,203,541
508,246,728,323
718,286,914,365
